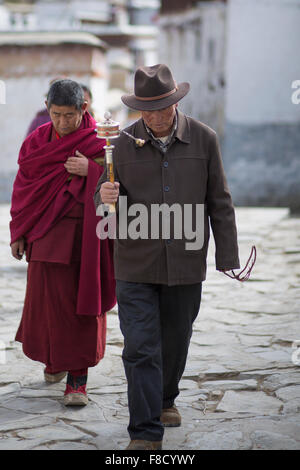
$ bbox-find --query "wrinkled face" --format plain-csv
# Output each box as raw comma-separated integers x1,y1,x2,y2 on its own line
141,104,177,137
47,103,87,137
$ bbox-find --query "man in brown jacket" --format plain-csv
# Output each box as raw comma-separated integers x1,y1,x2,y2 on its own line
94,64,240,450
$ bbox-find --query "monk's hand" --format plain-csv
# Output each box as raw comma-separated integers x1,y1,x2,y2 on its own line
11,237,25,260
100,181,120,204
64,150,89,177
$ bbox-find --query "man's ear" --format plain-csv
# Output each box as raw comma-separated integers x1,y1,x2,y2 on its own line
81,101,88,114
45,100,49,111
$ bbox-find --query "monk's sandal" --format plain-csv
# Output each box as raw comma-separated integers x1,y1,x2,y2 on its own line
44,369,67,384
63,373,88,406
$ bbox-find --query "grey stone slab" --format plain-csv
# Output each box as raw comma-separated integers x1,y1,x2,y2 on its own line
0,383,21,396
185,429,252,450
1,206,300,451
56,401,107,422
0,438,43,450
0,407,36,427
249,349,292,363
191,332,239,347
275,385,300,402
88,393,127,411
87,374,124,389
88,384,127,395
102,407,129,424
19,388,63,398
262,371,300,392
216,391,282,414
282,398,300,414
0,416,54,433
201,379,257,392
179,379,199,390
46,441,97,450
252,430,300,450
177,395,205,405
180,388,208,398
197,365,233,380
17,423,87,442
85,422,128,450
0,364,46,387
1,397,62,415
237,334,272,347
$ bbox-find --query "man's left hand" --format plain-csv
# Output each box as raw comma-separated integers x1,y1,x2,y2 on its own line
64,150,88,177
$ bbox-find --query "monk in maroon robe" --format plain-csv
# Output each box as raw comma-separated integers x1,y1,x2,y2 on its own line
10,79,116,406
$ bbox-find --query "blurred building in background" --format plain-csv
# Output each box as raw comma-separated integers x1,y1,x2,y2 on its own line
223,0,300,212
159,0,300,212
159,0,226,137
0,0,299,211
0,30,107,164
0,0,159,115
0,0,159,202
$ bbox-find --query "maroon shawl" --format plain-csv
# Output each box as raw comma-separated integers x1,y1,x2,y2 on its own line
10,112,116,317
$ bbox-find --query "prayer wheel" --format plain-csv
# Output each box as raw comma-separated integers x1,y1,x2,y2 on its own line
96,112,120,213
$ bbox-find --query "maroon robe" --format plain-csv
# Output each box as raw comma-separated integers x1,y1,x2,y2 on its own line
10,112,116,371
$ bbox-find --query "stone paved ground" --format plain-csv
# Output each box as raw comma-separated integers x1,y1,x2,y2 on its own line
0,204,300,451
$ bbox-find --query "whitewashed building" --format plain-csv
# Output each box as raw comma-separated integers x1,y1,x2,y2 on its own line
158,0,227,136
0,0,160,202
159,0,300,212
0,31,107,201
0,1,159,69
0,0,159,126
223,0,300,212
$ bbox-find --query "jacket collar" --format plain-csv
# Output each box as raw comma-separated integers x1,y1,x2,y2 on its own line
175,110,190,144
134,118,151,145
134,110,190,147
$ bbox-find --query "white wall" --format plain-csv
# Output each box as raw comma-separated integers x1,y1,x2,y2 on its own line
1,76,50,174
159,2,226,133
0,5,10,29
225,0,300,124
0,74,107,175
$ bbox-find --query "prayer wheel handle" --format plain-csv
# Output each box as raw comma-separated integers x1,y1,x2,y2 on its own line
96,112,145,214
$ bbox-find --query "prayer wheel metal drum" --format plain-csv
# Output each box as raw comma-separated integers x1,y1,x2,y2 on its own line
95,112,145,215
96,112,120,140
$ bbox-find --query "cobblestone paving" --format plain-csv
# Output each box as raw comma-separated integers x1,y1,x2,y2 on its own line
0,205,299,450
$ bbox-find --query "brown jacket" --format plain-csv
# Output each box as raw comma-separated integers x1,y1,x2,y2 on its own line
94,111,240,285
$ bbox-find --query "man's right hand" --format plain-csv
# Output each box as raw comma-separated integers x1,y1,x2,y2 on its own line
100,181,120,205
11,237,25,260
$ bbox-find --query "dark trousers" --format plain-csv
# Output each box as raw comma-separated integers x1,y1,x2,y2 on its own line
116,280,202,442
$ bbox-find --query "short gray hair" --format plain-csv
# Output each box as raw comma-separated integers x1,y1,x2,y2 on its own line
47,79,85,111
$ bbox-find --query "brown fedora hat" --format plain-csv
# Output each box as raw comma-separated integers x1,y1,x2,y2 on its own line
121,64,190,111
